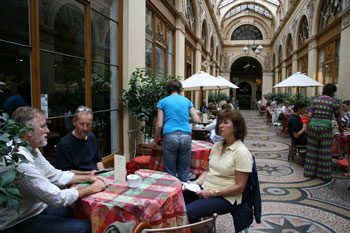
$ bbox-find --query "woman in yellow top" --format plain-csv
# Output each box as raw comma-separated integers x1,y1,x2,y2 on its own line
184,109,253,223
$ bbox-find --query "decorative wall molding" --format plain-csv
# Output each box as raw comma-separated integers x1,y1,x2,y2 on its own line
306,0,315,35
342,15,350,30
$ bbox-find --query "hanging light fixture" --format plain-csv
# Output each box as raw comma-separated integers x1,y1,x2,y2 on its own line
242,0,263,56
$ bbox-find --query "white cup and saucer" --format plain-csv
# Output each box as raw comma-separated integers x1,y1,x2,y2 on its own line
127,174,142,188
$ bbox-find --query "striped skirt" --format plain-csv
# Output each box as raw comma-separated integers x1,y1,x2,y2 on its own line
304,125,333,181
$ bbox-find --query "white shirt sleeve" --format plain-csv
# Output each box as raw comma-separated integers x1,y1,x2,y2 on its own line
205,119,217,131
17,148,79,208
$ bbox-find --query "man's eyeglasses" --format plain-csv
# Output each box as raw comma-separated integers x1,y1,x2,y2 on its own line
76,106,92,113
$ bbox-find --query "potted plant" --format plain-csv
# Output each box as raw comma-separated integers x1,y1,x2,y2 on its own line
120,68,180,139
0,81,33,212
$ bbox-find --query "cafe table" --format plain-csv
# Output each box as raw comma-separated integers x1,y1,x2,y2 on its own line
148,140,213,175
72,169,187,233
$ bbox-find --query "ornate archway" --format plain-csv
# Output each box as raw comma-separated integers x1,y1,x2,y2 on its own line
230,56,262,110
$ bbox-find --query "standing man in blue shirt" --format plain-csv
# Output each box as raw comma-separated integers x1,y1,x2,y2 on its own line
56,106,105,174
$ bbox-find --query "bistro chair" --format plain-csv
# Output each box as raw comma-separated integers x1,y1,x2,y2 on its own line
128,128,151,169
280,113,289,136
333,134,350,190
288,130,306,162
133,213,218,233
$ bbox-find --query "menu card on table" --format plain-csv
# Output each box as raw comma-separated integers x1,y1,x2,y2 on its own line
202,113,208,123
114,154,127,185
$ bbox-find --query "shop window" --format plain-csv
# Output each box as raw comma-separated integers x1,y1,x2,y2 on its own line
145,8,174,78
0,0,29,45
0,0,122,159
0,1,31,113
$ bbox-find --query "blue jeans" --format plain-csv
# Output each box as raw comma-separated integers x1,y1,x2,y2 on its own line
162,131,192,182
184,190,238,223
6,206,91,233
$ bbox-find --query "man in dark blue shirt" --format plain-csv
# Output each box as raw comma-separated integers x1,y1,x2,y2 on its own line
288,102,307,146
56,106,104,173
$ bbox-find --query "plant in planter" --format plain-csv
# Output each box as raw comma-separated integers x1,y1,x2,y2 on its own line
120,68,180,138
0,81,33,212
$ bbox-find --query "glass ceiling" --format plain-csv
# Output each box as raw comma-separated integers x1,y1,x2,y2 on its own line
224,4,273,20
219,0,279,9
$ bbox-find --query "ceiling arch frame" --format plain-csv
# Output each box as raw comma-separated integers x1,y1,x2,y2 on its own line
220,1,276,26
227,52,266,74
223,14,271,41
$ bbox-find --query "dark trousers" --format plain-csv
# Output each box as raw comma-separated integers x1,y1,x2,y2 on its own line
5,206,91,233
184,190,238,223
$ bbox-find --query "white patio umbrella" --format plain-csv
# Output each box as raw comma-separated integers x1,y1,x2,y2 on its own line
181,71,221,91
273,72,323,88
273,72,323,100
216,76,239,89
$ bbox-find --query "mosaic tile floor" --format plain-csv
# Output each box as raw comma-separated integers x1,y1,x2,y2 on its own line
215,110,350,233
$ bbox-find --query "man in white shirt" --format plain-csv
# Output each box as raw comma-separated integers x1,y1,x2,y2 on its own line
0,107,107,233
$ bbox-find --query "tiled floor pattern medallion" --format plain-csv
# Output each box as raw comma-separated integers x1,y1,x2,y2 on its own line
215,110,350,233
247,130,276,137
246,124,269,129
245,140,290,152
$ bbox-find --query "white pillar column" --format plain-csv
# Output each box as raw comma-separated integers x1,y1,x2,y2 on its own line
338,14,350,101
175,19,185,79
307,37,318,96
122,0,146,161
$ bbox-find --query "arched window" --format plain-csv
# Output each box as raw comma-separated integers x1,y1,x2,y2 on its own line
298,15,309,48
202,20,207,48
318,0,344,32
278,45,283,64
231,24,263,40
286,34,293,57
216,46,219,62
185,0,195,32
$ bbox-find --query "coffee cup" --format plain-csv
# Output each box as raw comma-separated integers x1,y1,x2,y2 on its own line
127,174,142,188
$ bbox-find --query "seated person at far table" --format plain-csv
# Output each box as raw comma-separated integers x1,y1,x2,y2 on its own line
281,100,293,117
341,100,350,129
184,109,253,223
205,104,231,144
200,99,208,113
0,107,107,233
208,98,218,110
288,101,307,146
56,106,105,174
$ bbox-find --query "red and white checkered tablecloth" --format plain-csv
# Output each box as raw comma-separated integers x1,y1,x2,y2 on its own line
72,169,187,233
148,140,213,175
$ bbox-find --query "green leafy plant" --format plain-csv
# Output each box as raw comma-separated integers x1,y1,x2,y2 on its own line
208,91,229,103
120,68,180,137
0,112,33,212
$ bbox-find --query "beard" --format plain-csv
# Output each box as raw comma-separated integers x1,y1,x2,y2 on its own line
32,133,48,147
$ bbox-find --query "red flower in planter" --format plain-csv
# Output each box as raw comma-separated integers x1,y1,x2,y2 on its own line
126,161,139,174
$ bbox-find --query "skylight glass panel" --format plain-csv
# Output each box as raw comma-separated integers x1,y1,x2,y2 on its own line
224,4,272,20
265,0,279,5
219,0,235,9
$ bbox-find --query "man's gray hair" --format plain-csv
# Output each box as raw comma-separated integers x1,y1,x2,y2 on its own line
12,106,46,126
73,106,93,121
